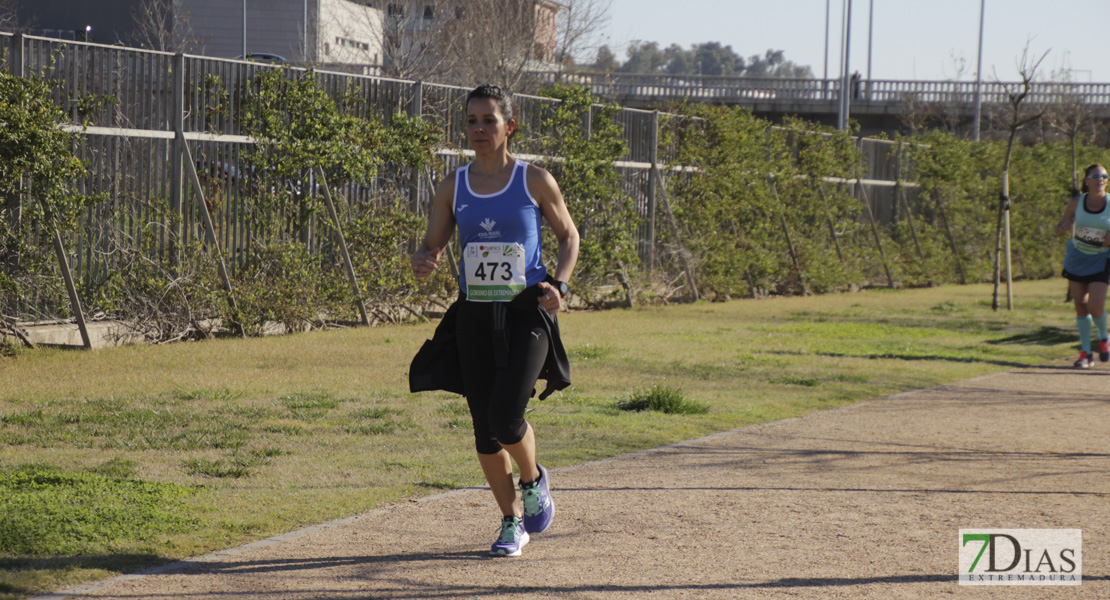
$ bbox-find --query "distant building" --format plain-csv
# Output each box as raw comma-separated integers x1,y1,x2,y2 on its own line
5,0,566,80
360,0,567,73
5,0,383,69
531,0,565,65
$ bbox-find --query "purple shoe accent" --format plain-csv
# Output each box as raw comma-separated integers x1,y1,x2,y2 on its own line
521,464,554,534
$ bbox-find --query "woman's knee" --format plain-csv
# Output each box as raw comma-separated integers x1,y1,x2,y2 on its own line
490,414,528,446
473,432,502,455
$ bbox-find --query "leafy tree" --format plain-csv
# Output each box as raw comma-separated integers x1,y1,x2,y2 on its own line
746,49,814,78
0,70,92,320
233,68,442,330
612,41,811,79
616,41,667,74
692,42,744,76
663,43,693,75
593,45,619,72
537,85,637,305
668,105,783,297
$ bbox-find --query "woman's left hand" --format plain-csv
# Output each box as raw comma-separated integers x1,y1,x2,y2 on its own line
538,282,562,316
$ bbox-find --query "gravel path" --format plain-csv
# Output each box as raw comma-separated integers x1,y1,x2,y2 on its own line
36,364,1110,599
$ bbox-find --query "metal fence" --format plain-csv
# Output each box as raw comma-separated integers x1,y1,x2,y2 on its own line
2,33,910,323
537,71,1110,106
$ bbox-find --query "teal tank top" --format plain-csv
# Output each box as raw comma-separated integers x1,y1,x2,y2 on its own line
1074,193,1110,255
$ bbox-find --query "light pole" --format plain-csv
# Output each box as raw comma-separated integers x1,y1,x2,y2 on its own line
823,0,830,88
242,0,247,58
837,0,853,131
973,0,985,141
84,25,91,43
866,0,873,87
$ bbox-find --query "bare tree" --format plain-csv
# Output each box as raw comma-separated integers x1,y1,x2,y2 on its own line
896,92,930,136
0,0,25,32
335,0,466,81
991,43,1049,311
1046,68,1098,194
456,0,547,90
551,0,611,75
132,0,203,53
329,0,597,91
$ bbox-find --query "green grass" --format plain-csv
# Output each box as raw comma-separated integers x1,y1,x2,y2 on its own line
0,464,199,555
0,280,1080,598
616,386,709,414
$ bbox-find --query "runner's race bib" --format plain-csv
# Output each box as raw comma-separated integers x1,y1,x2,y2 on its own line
1075,227,1108,248
464,243,527,302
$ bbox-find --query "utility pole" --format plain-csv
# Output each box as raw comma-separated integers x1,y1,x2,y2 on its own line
973,0,986,141
242,0,247,58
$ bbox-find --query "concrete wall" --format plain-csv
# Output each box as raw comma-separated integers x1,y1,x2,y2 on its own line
12,0,140,44
184,0,309,60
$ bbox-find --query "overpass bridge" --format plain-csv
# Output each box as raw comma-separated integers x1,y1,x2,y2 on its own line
538,72,1110,136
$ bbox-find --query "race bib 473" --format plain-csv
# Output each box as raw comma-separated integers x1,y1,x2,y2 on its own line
464,243,527,302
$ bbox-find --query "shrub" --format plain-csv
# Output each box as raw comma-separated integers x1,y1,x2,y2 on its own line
616,385,709,415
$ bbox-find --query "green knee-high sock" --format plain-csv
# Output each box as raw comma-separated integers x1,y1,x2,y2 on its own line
1078,315,1094,353
1096,312,1108,341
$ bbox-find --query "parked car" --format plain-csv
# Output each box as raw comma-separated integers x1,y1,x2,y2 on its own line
234,52,287,64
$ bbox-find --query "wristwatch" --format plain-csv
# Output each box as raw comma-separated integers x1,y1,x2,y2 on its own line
554,280,569,298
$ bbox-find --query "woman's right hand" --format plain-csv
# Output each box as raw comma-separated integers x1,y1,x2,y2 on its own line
1056,220,1074,236
411,246,442,279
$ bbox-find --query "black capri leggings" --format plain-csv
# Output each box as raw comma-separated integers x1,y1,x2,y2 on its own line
456,298,550,455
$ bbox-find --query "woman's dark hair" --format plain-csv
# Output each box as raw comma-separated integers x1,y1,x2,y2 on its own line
1082,164,1108,194
466,84,514,125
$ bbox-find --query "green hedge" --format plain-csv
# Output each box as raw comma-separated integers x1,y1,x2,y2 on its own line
3,70,1105,338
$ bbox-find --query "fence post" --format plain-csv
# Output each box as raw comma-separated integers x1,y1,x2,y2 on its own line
410,80,423,216
646,110,659,272
10,33,24,77
170,52,185,270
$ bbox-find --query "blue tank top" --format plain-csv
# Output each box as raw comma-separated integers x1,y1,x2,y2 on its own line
454,159,547,294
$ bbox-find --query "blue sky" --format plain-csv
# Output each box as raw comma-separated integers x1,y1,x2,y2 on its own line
601,0,1105,82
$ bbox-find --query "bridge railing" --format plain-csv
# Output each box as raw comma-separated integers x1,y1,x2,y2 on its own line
537,72,1110,105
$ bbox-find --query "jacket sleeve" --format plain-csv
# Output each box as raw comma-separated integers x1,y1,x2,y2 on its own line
408,298,465,395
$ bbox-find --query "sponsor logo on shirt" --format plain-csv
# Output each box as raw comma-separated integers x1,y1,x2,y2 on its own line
478,217,501,239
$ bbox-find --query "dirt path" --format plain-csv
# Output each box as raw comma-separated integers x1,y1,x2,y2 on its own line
37,365,1110,599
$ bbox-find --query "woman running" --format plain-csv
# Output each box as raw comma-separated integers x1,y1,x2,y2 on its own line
411,84,579,556
1057,163,1110,368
